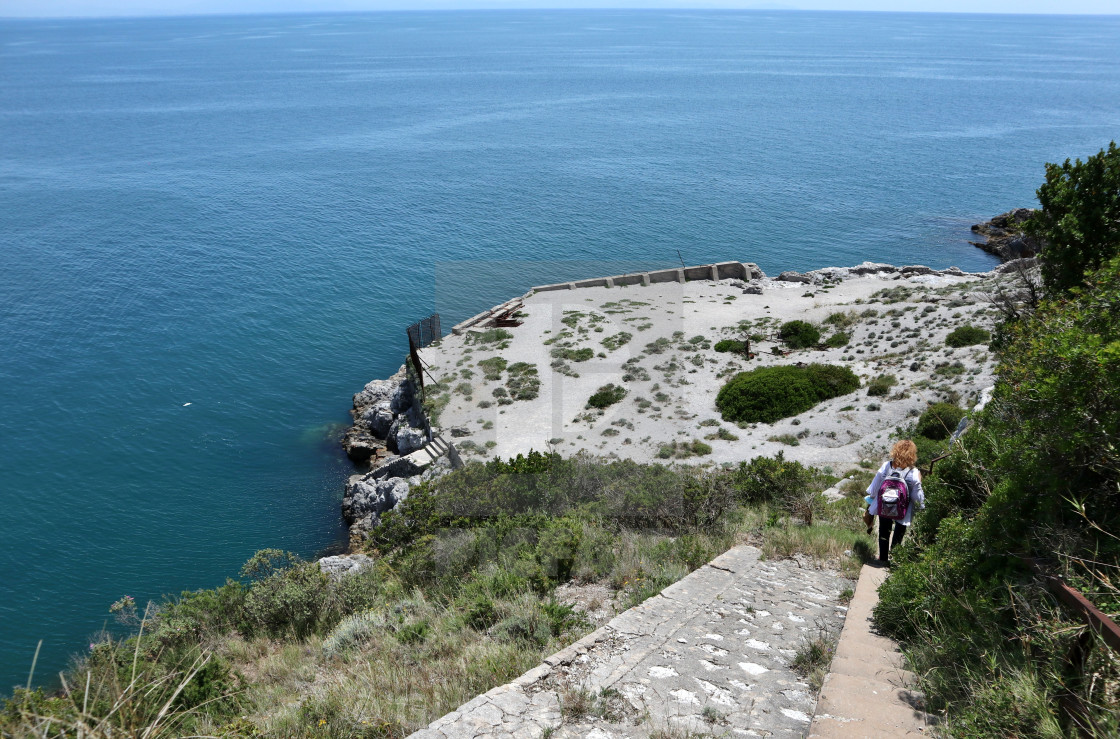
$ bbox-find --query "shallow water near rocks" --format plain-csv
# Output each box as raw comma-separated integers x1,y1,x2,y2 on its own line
2,9,1119,688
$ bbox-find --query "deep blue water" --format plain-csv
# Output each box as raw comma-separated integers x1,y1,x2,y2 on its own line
1,9,1118,689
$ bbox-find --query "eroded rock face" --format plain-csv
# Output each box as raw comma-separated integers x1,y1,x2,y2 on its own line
342,475,410,522
970,209,1043,262
343,366,428,463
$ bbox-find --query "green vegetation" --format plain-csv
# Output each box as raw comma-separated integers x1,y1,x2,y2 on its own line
716,364,859,424
768,434,800,446
914,402,965,441
875,247,1120,732
824,331,850,348
1027,141,1120,294
586,383,627,409
506,362,540,401
823,311,858,330
600,331,633,351
655,439,713,459
778,320,820,349
714,339,748,354
2,449,872,738
944,324,990,348
866,373,898,397
551,346,594,362
478,356,508,381
468,328,514,347
704,427,739,442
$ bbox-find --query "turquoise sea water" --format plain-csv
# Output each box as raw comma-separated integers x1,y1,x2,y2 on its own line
1,10,1119,689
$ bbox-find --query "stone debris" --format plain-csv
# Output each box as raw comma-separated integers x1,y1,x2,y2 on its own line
408,546,850,738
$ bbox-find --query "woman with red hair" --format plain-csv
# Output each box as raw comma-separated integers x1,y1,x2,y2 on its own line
866,439,925,565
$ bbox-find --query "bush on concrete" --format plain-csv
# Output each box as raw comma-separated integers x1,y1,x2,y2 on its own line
716,364,859,424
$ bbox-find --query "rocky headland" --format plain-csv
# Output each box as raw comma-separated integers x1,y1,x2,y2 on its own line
334,257,1031,554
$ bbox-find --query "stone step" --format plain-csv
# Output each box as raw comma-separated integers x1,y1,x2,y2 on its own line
409,546,852,738
808,564,937,738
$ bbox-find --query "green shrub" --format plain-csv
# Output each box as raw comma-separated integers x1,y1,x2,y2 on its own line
716,364,859,424
506,362,540,400
778,320,820,349
478,356,508,381
600,332,633,351
471,328,513,345
587,384,626,409
824,311,858,329
714,339,747,354
915,403,965,441
867,374,898,397
1028,141,1120,294
824,331,850,348
551,346,594,362
241,558,329,639
945,325,990,348
732,452,825,524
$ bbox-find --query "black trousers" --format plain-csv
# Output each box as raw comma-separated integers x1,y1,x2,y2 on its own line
878,516,907,562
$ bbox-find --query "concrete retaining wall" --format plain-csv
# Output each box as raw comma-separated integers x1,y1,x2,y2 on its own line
451,261,762,335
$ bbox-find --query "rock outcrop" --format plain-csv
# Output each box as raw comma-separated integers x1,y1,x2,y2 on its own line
316,554,374,580
341,366,428,464
760,262,981,288
970,208,1043,262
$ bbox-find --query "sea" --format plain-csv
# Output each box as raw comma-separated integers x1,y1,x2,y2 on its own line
1,9,1118,690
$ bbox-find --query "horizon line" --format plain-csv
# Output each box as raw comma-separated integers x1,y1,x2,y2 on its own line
4,6,1120,20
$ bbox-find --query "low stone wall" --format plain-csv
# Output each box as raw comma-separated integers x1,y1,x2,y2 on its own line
450,261,763,335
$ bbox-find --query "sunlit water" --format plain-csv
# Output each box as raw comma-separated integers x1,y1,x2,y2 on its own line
2,9,1118,688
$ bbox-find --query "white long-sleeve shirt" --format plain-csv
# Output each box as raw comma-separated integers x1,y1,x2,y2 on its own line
866,461,925,526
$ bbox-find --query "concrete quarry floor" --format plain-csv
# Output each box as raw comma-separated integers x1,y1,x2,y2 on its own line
408,549,932,739
423,269,1000,474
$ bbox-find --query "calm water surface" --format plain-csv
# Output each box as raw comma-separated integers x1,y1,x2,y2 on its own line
2,10,1118,688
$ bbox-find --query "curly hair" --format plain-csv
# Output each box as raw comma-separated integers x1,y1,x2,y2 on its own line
891,439,918,469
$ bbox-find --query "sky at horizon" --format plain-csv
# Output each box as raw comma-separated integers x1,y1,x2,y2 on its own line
2,0,1119,19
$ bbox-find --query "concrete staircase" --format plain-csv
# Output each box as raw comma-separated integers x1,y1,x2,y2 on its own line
808,564,936,737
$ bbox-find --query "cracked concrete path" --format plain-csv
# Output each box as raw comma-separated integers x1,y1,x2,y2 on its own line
408,546,851,738
808,564,936,738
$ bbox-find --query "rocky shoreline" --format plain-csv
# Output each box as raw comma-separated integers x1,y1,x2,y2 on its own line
969,208,1042,261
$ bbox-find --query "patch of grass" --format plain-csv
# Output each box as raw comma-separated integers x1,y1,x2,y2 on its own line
656,439,712,459
933,361,966,377
824,311,859,330
825,331,850,348
478,357,508,381
551,346,594,362
791,622,840,693
768,434,800,446
600,332,633,351
506,362,540,401
867,374,898,397
705,427,739,441
468,328,513,347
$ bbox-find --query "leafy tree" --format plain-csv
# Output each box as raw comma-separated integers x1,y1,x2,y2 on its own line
1028,141,1120,293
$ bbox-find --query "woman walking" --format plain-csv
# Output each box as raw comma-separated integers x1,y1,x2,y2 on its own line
866,440,924,565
